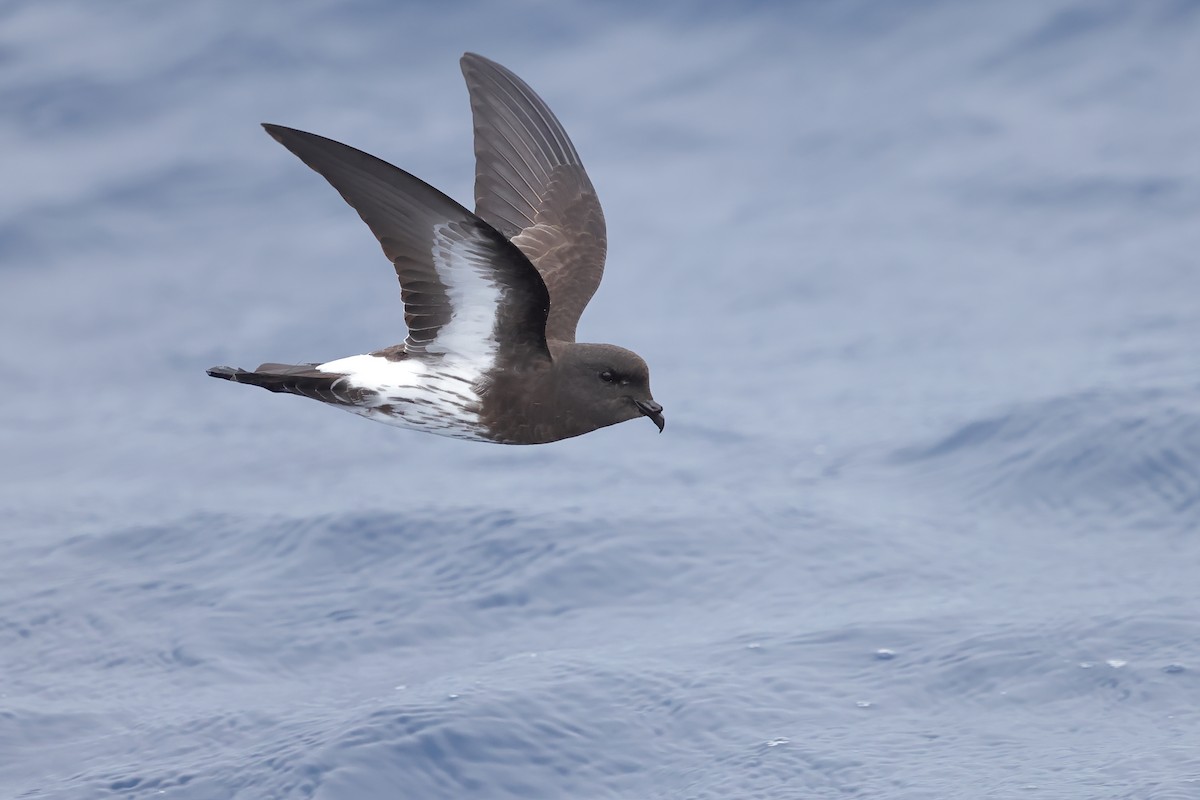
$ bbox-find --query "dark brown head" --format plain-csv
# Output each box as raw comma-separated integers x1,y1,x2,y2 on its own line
549,342,664,438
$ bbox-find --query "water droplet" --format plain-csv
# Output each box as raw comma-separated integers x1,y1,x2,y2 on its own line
1079,662,1095,669
875,648,895,660
1163,663,1185,674
747,642,761,650
394,685,407,691
447,693,459,700
766,737,789,747
1106,659,1127,669
856,700,873,708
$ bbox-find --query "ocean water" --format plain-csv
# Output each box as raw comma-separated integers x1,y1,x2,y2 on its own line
2,1,1199,797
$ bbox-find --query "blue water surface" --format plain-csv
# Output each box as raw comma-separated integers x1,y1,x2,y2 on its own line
2,1,1199,797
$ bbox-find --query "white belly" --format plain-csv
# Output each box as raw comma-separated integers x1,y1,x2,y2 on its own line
317,354,491,442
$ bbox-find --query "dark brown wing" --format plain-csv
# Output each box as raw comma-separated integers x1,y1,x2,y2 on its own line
460,53,607,344
263,124,551,367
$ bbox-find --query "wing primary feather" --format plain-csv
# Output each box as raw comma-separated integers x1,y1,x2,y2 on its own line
262,122,551,362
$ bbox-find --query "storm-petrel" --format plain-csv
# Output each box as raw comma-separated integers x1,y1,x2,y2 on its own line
207,53,663,444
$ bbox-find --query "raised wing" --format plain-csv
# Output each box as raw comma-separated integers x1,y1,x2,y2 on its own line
263,124,551,367
460,53,607,344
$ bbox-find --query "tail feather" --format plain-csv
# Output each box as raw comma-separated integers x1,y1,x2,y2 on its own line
206,362,377,406
206,366,248,381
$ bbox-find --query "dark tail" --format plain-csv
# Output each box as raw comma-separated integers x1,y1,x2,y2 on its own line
206,366,249,381
206,362,376,406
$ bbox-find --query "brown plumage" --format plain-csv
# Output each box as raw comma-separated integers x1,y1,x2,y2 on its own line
461,53,608,345
207,54,663,444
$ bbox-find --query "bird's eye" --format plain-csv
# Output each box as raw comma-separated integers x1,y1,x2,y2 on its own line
599,370,615,383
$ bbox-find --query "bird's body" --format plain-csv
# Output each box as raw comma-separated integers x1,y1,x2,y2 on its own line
208,54,663,444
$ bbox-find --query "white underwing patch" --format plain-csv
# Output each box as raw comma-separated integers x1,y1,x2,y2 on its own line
310,224,508,441
426,222,502,364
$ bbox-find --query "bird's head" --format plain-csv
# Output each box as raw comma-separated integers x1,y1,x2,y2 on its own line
553,343,665,435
